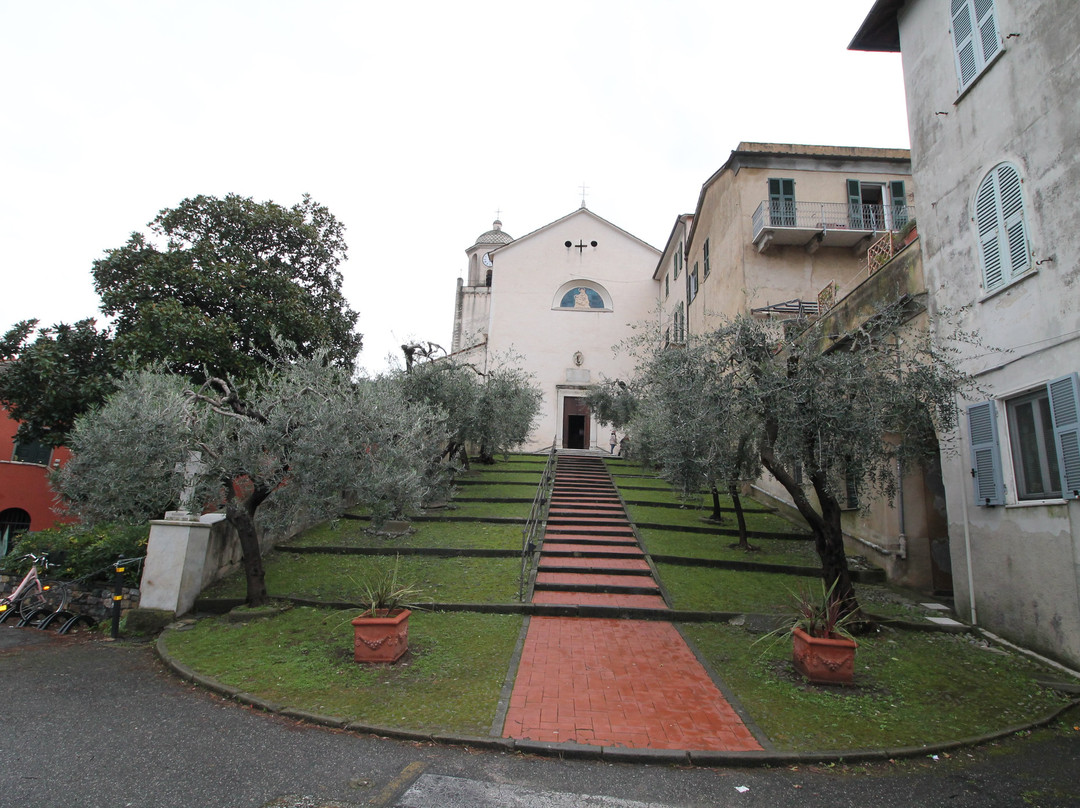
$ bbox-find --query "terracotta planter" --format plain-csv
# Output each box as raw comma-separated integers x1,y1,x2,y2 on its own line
351,608,410,663
792,627,857,685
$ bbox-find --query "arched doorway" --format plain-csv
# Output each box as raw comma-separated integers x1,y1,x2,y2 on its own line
0,508,32,555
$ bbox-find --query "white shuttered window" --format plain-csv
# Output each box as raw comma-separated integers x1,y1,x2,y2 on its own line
952,0,1002,92
975,163,1031,293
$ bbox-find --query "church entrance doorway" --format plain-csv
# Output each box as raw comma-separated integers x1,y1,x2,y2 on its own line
562,396,590,449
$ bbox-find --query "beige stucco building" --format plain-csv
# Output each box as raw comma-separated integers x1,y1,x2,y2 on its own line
853,0,1080,667
679,142,914,333
450,206,661,451
654,143,952,590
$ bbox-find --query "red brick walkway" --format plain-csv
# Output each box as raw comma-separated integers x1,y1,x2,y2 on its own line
501,454,763,752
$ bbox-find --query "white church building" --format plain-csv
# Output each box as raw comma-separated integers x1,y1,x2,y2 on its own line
450,205,660,452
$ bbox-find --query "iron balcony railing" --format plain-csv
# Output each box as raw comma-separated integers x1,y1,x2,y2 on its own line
752,200,914,243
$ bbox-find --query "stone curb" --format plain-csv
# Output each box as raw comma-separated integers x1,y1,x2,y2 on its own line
190,597,974,634
635,522,810,541
154,625,1080,769
275,546,520,558
648,555,887,583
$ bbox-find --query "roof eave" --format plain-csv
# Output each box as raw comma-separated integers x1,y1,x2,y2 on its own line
849,0,903,53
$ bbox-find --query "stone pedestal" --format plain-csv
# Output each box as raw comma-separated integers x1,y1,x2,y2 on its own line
139,513,226,616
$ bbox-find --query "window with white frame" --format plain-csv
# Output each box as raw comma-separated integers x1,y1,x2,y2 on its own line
674,245,681,280
951,0,1001,93
967,373,1080,505
975,162,1031,293
689,262,699,302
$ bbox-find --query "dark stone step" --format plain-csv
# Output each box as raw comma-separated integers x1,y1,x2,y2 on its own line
533,582,661,596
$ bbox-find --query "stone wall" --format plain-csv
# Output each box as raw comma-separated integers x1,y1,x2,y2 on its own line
0,573,140,622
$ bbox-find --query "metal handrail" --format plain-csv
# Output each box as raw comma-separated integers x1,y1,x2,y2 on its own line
518,440,557,601
752,200,914,242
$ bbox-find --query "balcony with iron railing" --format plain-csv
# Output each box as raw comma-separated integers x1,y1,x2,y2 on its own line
751,200,915,252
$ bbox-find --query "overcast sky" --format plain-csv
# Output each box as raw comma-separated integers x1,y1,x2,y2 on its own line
1,1,909,374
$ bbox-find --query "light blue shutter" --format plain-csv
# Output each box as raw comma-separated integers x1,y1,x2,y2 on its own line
975,0,1001,66
952,0,978,88
953,0,1000,91
1048,373,1080,498
997,164,1030,278
968,401,1004,505
975,170,1004,291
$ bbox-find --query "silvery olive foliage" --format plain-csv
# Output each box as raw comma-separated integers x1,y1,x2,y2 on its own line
398,351,541,464
54,369,198,523
592,307,975,618
54,350,450,604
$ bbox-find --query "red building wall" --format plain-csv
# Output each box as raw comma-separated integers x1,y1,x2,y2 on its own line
0,406,76,536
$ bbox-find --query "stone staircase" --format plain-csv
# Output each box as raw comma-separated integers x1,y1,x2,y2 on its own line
532,455,667,609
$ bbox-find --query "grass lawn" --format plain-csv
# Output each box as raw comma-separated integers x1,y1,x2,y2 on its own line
163,607,523,735
452,482,541,499
290,520,522,551
611,476,676,491
202,553,520,604
656,565,814,612
477,456,549,470
459,471,544,484
173,468,1075,754
443,500,532,519
628,503,806,536
641,531,818,566
682,622,1070,751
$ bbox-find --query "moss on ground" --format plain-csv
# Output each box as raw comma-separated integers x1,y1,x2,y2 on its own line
203,553,519,604
164,607,522,735
682,622,1070,751
290,520,522,550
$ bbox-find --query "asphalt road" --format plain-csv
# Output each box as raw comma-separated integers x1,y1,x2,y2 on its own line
2,626,1079,808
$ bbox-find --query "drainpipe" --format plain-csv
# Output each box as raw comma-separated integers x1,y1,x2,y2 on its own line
894,336,907,559
896,456,908,559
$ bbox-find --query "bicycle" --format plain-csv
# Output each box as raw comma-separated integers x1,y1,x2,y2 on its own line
0,553,70,622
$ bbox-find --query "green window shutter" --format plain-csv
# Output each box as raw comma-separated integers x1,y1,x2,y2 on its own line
890,180,908,228
1048,373,1080,498
968,400,1005,505
703,238,710,277
769,178,795,226
847,179,864,228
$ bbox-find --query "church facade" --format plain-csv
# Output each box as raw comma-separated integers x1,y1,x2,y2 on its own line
449,206,660,451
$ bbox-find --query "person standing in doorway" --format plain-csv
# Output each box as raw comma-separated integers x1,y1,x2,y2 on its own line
609,430,617,454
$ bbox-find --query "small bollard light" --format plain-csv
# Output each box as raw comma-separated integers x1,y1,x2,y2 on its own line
111,563,125,639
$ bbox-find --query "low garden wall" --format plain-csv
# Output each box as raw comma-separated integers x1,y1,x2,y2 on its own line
0,573,140,622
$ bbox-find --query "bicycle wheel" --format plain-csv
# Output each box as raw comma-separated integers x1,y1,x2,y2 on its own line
19,580,69,620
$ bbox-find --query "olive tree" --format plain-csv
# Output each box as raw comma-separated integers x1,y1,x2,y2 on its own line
55,353,447,605
590,345,761,548
598,308,971,618
398,351,542,466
